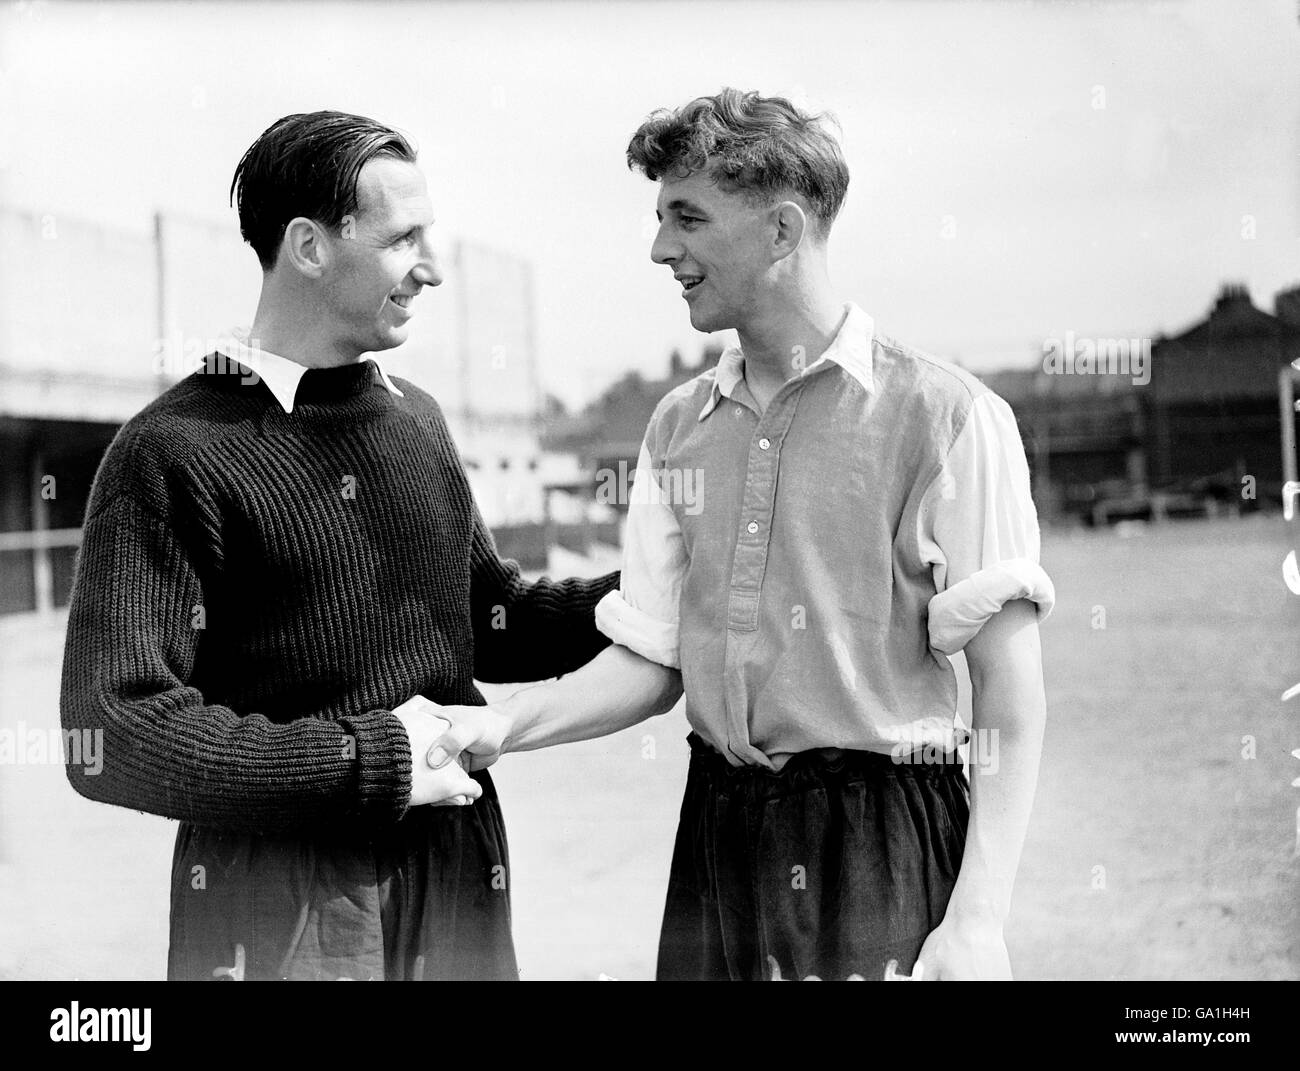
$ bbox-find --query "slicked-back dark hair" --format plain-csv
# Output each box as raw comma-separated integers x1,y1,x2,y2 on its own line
627,88,849,234
230,110,416,270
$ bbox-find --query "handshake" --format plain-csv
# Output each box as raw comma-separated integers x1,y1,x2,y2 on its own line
392,695,513,808
387,645,681,809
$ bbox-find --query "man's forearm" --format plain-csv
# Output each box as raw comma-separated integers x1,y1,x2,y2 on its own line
469,506,620,682
946,600,1047,923
61,497,415,832
501,643,683,753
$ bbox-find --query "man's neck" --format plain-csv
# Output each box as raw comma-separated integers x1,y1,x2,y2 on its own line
736,286,846,411
248,288,363,369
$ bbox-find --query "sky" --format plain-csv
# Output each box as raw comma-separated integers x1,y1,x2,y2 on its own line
1,0,1298,410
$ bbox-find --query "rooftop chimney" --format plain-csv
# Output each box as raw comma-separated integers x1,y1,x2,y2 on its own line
1275,285,1300,328
1212,282,1252,313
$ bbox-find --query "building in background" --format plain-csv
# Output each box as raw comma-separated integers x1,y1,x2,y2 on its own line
982,361,1147,521
0,206,549,615
989,283,1300,523
444,239,545,528
541,345,724,503
0,207,254,615
1145,284,1300,494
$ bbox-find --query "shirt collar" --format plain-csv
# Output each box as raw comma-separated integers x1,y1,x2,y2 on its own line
213,337,404,414
698,302,875,421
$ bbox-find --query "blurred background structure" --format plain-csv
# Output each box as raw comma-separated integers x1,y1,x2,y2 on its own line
989,282,1300,522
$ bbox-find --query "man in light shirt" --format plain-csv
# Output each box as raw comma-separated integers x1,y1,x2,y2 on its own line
428,88,1053,981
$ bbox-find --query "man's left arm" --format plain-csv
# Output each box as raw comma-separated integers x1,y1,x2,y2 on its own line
468,505,619,683
913,388,1054,980
916,597,1046,980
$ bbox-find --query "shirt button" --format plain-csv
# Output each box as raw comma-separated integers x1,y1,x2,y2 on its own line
758,437,771,450
747,521,759,534
734,406,744,417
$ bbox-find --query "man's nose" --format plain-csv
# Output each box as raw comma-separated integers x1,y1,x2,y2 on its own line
650,222,679,266
412,249,443,288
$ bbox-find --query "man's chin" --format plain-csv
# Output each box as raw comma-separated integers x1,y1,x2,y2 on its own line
689,311,732,336
369,326,409,352
688,307,721,334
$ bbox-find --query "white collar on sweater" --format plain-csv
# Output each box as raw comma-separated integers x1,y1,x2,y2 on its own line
213,337,404,414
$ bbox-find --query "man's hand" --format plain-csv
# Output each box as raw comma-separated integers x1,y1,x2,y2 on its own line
914,912,1012,980
392,696,483,807
426,703,513,773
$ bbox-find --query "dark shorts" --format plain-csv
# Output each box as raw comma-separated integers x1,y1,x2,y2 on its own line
167,769,517,981
656,733,969,981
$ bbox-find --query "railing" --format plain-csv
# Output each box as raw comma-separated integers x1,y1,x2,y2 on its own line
0,528,82,615
0,522,624,615
0,528,83,553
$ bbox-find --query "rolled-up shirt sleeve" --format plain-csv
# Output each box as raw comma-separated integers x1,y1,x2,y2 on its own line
918,390,1055,655
594,440,686,668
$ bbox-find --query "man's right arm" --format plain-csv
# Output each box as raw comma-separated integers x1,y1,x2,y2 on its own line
503,644,681,751
427,436,687,769
432,643,682,771
60,490,475,831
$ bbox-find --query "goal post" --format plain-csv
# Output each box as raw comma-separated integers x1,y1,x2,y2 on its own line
1283,362,1300,519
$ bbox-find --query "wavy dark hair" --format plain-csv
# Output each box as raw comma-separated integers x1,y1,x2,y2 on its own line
230,110,416,270
627,88,849,233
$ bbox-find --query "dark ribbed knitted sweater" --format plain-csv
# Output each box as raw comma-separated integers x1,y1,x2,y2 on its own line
59,354,618,835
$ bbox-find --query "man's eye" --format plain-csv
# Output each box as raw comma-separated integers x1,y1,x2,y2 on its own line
680,216,702,227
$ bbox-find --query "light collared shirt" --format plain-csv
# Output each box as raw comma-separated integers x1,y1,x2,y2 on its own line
213,338,405,413
595,303,1054,769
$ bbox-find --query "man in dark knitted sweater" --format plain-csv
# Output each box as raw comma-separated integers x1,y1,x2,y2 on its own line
59,111,619,981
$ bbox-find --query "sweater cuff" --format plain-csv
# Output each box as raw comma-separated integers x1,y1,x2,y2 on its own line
342,710,412,823
927,557,1055,655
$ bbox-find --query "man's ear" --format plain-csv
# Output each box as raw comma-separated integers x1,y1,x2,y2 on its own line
771,200,808,262
281,216,328,279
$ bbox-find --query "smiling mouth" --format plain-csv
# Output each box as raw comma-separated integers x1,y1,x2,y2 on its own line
677,276,704,292
389,293,414,309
